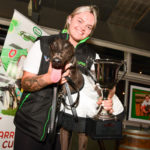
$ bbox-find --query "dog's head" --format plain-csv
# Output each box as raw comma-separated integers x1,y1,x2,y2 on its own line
50,38,75,69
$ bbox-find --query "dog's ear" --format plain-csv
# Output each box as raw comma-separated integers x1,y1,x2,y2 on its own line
70,56,77,66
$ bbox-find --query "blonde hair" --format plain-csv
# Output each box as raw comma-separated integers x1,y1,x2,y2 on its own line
64,5,99,35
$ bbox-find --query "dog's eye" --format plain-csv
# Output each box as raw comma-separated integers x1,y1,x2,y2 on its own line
50,44,55,50
63,43,69,49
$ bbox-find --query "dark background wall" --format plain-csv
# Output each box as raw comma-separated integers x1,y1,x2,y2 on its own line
1,0,150,52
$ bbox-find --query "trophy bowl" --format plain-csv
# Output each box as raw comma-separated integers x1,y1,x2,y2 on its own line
93,59,127,120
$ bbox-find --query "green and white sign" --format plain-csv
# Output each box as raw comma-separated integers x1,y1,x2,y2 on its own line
0,10,49,150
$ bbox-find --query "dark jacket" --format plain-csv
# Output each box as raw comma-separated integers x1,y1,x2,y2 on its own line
14,32,96,142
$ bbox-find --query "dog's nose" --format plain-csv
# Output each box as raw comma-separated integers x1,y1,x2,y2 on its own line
52,58,62,68
52,58,61,64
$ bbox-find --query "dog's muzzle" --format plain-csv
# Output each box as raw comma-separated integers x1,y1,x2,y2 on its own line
52,57,64,69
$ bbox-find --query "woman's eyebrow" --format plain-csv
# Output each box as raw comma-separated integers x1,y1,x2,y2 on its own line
78,17,94,27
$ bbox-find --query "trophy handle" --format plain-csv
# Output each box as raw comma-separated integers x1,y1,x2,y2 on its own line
116,61,127,84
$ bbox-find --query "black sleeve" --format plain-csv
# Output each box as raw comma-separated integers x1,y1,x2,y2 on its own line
115,110,125,121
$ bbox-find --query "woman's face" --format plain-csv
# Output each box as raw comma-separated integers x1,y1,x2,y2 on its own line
68,11,95,45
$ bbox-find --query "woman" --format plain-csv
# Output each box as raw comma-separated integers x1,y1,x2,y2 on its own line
58,5,124,150
13,5,123,150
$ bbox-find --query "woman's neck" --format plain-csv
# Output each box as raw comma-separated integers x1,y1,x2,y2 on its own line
69,37,78,48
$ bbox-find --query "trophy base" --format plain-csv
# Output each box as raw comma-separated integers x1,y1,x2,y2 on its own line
85,117,123,140
93,108,117,121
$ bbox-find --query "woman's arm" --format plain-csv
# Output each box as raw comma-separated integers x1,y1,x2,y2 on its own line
22,62,71,92
21,62,55,92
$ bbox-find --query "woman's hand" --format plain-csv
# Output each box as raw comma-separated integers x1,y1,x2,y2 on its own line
97,97,113,113
60,63,72,84
96,86,116,114
97,86,116,113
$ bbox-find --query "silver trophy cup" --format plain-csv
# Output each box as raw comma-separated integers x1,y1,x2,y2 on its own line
94,59,127,120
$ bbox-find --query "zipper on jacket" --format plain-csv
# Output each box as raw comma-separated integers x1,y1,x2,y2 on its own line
40,106,52,141
19,93,30,109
